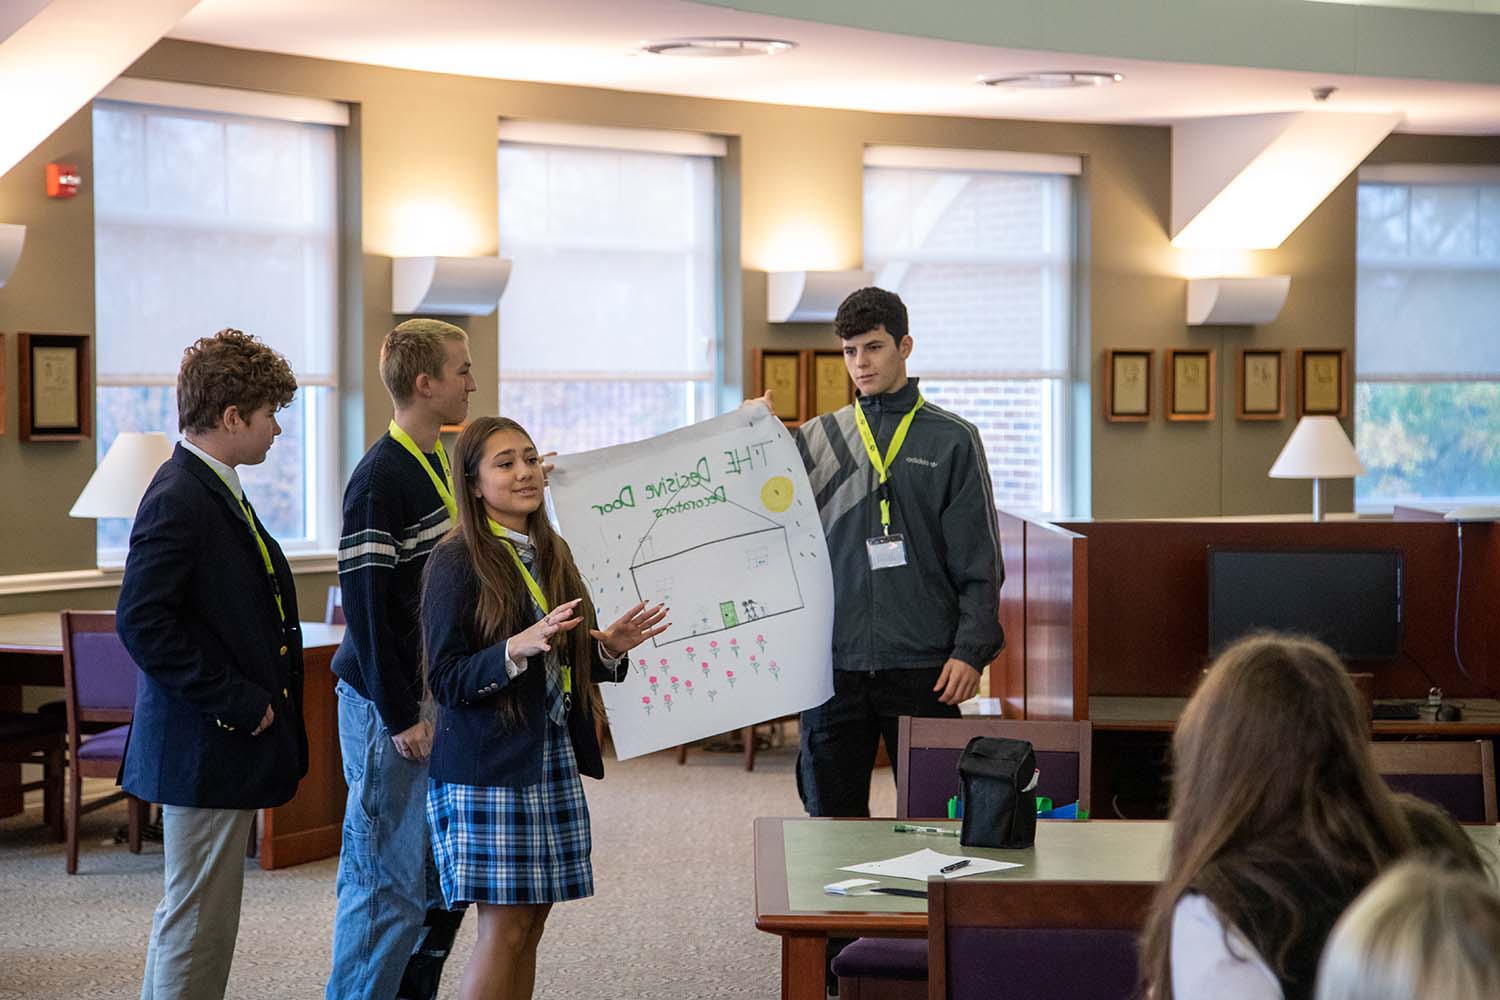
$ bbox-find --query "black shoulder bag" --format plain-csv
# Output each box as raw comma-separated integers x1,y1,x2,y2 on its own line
957,736,1038,849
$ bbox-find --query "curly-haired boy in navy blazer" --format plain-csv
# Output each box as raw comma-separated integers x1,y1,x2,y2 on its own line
117,329,305,1000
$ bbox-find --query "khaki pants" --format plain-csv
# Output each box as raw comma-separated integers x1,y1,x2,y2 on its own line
140,805,256,1000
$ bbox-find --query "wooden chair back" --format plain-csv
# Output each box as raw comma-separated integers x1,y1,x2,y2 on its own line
927,879,1150,1000
1372,739,1497,824
896,717,1092,820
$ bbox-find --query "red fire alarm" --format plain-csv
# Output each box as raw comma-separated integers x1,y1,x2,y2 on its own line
46,162,80,199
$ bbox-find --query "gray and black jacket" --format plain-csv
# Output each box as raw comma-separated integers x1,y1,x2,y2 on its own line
794,377,1005,673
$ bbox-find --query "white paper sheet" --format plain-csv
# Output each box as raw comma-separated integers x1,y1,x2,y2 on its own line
549,406,835,760
839,848,1023,882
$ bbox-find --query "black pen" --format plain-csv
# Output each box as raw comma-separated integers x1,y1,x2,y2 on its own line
939,859,970,874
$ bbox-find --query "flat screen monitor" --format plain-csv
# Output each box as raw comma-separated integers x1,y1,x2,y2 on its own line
1207,548,1403,660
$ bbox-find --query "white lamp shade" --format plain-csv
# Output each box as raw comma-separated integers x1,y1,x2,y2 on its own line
1268,416,1366,479
0,223,24,289
70,432,175,519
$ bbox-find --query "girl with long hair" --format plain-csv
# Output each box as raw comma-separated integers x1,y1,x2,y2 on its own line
1138,633,1417,1000
421,416,668,1000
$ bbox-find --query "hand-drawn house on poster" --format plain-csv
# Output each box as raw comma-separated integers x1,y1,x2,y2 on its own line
627,493,805,647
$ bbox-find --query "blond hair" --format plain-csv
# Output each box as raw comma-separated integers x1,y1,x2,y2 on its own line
1316,861,1500,1000
379,318,467,406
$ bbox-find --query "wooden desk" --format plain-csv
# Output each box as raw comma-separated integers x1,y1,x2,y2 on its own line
1089,695,1500,737
0,611,346,869
753,818,1168,1000
754,818,1500,1000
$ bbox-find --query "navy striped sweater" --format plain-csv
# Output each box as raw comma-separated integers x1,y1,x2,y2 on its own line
331,432,451,732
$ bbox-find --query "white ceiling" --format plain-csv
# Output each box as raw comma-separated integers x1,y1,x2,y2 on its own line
167,0,1500,135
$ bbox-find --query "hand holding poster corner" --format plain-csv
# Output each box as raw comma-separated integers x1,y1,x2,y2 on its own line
549,405,834,760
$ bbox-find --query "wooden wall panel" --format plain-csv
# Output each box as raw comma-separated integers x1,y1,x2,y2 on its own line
1057,519,1500,700
1024,521,1087,720
992,510,1028,718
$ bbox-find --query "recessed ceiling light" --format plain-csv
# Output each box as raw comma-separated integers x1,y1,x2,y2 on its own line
640,37,797,58
979,71,1124,90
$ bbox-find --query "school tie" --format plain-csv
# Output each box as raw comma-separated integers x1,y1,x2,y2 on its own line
517,546,567,727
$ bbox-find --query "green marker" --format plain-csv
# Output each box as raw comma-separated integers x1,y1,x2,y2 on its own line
892,823,959,837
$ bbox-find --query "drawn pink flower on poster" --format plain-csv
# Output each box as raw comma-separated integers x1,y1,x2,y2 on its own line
709,640,719,659
729,638,740,658
749,654,760,675
642,695,652,716
700,661,711,680
725,669,736,688
648,675,659,694
685,679,694,697
769,660,781,682
684,646,695,667
659,658,669,669
669,675,680,693
636,657,647,677
755,633,766,653
663,694,673,712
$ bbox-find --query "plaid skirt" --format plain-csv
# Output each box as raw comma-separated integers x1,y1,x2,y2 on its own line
426,720,594,907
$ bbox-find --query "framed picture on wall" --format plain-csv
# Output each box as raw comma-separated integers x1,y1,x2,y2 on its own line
804,348,854,418
1167,349,1215,421
753,348,806,425
1237,349,1285,421
1104,349,1153,422
18,332,91,441
1298,348,1347,418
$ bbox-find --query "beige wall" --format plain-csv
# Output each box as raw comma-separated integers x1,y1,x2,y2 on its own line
1,39,1498,608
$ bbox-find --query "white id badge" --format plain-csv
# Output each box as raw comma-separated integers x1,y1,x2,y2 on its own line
866,534,908,570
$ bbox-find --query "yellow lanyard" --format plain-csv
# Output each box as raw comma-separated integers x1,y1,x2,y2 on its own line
488,518,572,696
852,394,925,535
209,469,285,623
388,420,457,523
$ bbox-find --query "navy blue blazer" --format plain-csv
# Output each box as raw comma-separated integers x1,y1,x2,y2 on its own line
117,445,308,809
423,538,625,788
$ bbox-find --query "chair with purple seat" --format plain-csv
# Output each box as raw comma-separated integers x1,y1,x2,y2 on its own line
61,610,147,874
833,717,1093,1000
928,878,1151,1000
1371,739,1496,824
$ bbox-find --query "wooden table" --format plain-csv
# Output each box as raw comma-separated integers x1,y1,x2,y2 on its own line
1089,695,1500,736
753,817,1169,1000
753,818,1500,1000
0,610,346,869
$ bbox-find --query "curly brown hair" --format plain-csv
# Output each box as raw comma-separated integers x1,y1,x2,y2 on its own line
177,329,298,434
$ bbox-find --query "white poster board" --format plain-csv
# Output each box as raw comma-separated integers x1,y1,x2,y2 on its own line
549,406,835,760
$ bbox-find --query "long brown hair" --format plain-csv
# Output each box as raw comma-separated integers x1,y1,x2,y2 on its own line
1139,633,1414,999
447,415,603,726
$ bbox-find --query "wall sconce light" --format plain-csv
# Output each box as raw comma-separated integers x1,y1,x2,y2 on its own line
767,269,874,323
392,256,512,316
0,224,26,289
1186,275,1291,325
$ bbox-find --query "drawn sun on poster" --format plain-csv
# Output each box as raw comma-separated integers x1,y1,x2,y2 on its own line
760,475,794,513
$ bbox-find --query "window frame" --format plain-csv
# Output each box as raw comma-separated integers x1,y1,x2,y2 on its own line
90,83,346,565
861,148,1081,518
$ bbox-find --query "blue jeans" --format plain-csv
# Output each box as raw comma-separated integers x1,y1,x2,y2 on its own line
326,681,430,1000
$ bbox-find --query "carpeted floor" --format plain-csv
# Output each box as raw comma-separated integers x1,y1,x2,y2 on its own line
0,734,896,999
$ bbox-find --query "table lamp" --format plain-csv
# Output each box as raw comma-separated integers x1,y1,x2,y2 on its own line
1268,416,1366,522
69,432,175,519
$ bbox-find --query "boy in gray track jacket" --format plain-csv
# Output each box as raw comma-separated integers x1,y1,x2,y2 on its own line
790,286,1005,818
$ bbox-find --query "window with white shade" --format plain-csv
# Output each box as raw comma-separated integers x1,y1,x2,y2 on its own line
91,90,342,560
863,147,1078,516
497,123,722,455
1355,166,1500,508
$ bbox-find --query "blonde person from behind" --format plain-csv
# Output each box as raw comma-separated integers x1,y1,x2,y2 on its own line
1316,860,1500,1000
1138,633,1417,1000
